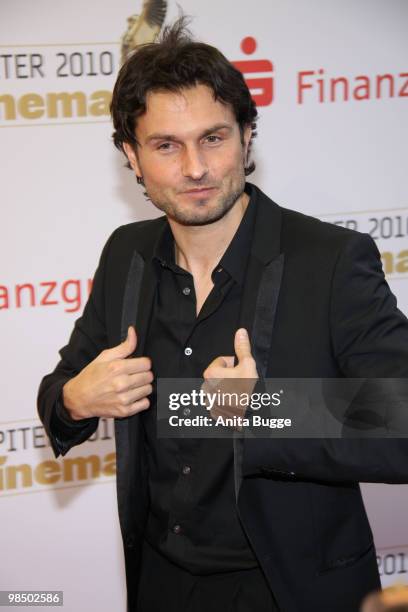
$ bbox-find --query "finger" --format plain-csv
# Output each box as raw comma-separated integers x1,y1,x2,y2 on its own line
101,326,138,361
112,371,154,393
234,328,252,363
127,370,154,388
201,379,212,395
203,356,232,378
120,356,152,374
204,367,236,380
130,397,150,414
202,377,222,392
119,383,153,406
118,397,150,417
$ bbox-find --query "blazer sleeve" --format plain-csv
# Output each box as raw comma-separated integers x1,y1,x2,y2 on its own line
331,233,408,377
243,233,408,484
37,228,119,458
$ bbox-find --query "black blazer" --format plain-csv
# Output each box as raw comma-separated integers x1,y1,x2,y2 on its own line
38,183,408,612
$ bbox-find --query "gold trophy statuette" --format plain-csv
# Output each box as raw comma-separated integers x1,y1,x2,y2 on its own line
121,0,167,64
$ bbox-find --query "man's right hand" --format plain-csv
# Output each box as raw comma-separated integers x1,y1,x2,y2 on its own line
62,326,153,420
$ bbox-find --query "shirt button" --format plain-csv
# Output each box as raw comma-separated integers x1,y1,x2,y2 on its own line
182,287,191,295
182,465,191,475
183,407,191,417
184,347,192,356
172,524,182,535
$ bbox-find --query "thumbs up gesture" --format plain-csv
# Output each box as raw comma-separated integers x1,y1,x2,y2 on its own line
203,328,258,381
202,328,258,423
62,326,153,420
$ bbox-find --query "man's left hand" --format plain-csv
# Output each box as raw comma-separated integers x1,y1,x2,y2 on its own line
202,328,259,424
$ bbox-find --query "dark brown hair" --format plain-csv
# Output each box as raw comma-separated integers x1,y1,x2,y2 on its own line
110,17,258,174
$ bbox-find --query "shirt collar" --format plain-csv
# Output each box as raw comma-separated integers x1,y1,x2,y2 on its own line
152,183,257,285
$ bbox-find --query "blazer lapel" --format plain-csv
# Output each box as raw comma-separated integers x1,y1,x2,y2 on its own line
238,253,284,378
238,184,284,376
115,228,161,538
120,253,158,356
119,215,168,349
234,185,285,500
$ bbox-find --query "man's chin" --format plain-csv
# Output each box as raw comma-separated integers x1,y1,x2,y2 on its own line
169,208,228,227
147,186,244,227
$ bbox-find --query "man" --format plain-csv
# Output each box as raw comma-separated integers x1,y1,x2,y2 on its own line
362,584,408,612
38,19,408,612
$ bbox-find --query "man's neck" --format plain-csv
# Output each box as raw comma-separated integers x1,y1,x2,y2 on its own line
169,191,249,278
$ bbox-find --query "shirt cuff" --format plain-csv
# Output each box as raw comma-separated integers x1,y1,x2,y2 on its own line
52,385,94,434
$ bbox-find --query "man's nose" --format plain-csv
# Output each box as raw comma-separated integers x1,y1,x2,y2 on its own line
181,146,208,180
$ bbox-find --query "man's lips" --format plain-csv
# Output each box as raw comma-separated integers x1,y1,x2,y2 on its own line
182,187,216,196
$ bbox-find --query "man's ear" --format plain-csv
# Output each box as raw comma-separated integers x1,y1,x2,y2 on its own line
243,124,252,159
123,142,142,177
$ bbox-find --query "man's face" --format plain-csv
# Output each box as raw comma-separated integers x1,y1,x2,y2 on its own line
123,84,251,226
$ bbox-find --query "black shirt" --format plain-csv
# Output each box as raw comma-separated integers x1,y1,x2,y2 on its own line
142,185,259,573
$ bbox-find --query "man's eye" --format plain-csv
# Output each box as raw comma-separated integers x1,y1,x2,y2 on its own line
205,135,222,144
157,142,174,151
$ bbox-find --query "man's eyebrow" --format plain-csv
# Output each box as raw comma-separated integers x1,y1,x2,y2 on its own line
145,123,234,144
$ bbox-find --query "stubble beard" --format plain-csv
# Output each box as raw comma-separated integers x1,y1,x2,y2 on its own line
145,169,246,227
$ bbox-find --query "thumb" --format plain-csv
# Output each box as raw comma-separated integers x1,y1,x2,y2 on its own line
234,328,252,363
101,326,138,361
